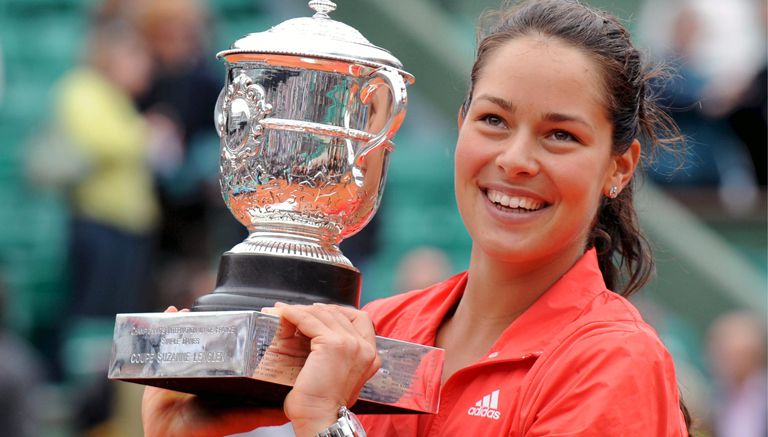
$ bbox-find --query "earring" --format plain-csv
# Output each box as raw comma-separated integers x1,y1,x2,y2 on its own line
608,186,619,198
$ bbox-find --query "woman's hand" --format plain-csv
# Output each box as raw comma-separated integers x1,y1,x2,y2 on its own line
268,302,380,437
141,306,288,437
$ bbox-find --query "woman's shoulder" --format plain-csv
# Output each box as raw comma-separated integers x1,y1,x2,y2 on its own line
556,313,675,369
562,288,671,358
518,292,686,434
531,289,681,404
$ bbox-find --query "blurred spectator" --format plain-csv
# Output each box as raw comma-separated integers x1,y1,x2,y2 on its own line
0,278,44,437
639,0,762,214
133,0,232,263
649,6,719,185
638,0,764,92
55,17,167,318
725,63,767,187
725,0,767,187
395,246,452,293
706,311,767,437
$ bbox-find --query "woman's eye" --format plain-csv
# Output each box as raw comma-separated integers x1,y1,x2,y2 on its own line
550,130,577,142
479,114,505,127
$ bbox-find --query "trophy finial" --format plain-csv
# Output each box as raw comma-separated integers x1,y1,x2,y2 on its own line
308,0,336,18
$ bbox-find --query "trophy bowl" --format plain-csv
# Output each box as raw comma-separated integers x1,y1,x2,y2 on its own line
193,0,414,311
215,60,405,266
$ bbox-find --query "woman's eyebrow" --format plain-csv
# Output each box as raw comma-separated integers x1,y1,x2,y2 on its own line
476,95,596,134
543,112,594,133
476,94,517,113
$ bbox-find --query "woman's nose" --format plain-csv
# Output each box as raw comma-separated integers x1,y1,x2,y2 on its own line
494,133,540,177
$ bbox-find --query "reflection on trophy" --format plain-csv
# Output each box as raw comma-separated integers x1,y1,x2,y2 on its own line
108,0,444,414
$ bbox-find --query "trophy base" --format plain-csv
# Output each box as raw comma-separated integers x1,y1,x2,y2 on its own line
121,378,428,414
193,253,362,311
109,311,443,414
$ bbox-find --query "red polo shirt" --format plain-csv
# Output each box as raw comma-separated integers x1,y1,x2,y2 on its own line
360,249,687,436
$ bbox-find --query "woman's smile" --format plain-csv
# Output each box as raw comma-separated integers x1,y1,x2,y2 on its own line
484,188,548,212
480,185,551,225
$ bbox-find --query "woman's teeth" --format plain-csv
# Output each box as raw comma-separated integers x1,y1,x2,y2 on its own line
486,189,545,211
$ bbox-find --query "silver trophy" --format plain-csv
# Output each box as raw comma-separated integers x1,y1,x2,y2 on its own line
109,0,444,414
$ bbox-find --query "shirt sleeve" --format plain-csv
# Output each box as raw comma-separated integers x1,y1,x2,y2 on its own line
519,326,688,437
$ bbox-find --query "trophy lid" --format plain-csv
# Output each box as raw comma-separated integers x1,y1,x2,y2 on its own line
218,0,409,73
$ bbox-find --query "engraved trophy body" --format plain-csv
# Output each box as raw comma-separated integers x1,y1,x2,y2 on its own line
108,1,444,414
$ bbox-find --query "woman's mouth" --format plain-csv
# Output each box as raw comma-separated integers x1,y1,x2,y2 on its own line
484,188,548,212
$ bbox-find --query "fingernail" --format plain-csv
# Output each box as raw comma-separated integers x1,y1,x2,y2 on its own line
180,308,190,312
261,307,277,315
274,302,286,307
166,306,178,312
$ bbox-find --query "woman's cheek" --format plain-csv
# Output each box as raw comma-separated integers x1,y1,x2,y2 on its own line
454,135,490,180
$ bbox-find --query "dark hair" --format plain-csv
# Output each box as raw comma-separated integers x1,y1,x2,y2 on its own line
463,0,691,433
463,0,683,298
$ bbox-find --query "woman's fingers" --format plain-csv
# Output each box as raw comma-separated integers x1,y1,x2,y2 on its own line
317,305,381,383
333,305,378,343
274,304,379,383
274,304,340,340
274,303,376,340
163,306,190,313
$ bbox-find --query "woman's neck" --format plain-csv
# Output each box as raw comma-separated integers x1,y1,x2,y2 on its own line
458,245,583,329
435,245,583,382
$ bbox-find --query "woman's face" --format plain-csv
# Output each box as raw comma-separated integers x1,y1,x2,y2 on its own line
455,36,633,267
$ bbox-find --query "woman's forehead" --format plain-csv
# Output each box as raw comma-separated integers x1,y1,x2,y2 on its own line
474,36,610,119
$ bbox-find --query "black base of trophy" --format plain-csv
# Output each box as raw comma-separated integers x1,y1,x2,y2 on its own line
127,377,422,414
192,253,362,311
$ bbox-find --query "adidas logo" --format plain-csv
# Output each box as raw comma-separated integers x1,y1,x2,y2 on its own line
467,389,501,420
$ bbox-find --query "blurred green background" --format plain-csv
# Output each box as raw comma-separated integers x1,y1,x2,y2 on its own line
0,0,765,435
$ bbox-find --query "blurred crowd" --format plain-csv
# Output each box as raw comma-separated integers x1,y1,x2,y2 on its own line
22,0,234,435
0,0,764,435
638,0,766,216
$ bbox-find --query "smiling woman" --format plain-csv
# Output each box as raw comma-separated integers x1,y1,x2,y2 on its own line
141,1,691,436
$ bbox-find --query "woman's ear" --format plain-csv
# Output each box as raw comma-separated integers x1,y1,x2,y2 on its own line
604,139,641,196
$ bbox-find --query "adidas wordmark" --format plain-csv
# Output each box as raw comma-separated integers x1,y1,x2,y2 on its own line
467,389,501,420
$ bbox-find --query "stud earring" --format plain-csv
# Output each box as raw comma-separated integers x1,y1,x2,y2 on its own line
608,186,619,198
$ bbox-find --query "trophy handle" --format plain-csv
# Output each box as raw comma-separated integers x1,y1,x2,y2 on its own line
354,67,407,163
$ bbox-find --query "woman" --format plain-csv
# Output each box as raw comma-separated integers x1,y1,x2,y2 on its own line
143,1,691,435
